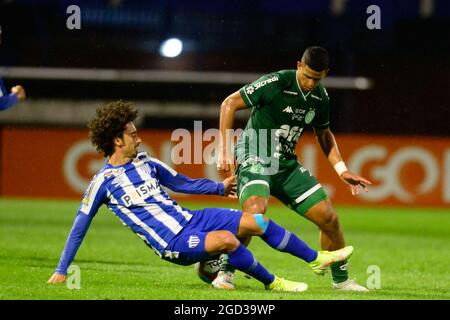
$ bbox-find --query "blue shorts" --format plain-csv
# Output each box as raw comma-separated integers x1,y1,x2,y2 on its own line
162,207,242,266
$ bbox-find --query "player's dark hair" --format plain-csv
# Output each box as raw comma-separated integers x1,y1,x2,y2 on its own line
88,100,138,157
301,46,329,72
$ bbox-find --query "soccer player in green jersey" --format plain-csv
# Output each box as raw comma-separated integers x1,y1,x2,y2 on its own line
215,46,372,291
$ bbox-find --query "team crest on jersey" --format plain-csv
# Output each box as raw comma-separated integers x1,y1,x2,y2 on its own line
249,163,265,174
137,163,152,176
187,235,200,248
305,110,315,124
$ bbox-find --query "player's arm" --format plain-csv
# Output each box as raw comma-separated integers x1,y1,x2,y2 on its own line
151,158,236,198
218,72,283,174
218,91,248,174
47,212,94,283
47,179,106,284
313,127,372,195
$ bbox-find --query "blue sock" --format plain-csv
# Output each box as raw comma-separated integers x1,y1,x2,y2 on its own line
261,220,318,262
227,243,275,286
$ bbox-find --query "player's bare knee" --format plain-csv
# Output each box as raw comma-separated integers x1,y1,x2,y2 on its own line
220,231,240,252
240,212,269,236
243,196,268,214
319,209,340,233
310,201,338,229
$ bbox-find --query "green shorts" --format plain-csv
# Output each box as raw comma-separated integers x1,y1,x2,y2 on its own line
236,160,328,216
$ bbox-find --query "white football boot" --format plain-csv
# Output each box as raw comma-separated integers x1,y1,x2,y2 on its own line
332,279,369,292
211,270,235,290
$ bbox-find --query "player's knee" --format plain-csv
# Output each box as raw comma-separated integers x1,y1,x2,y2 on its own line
238,212,269,236
219,231,240,252
243,196,268,214
319,208,340,232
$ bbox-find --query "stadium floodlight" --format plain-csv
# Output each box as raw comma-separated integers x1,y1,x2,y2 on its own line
159,38,183,58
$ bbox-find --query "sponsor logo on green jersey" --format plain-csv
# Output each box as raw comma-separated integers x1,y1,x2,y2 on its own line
245,76,279,95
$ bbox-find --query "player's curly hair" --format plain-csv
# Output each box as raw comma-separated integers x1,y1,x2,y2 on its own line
87,100,138,157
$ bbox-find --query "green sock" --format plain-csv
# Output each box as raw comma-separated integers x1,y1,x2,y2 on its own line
331,260,349,283
220,254,236,273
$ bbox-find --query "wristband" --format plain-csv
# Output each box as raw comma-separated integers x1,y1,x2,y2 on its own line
334,161,348,176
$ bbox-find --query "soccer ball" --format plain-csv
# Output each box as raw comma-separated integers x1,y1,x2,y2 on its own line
195,256,223,284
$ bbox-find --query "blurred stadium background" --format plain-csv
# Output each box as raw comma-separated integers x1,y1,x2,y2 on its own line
0,0,449,300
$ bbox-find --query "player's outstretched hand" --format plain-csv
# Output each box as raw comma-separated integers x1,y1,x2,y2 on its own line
223,175,237,198
11,85,26,100
47,273,66,284
340,171,372,196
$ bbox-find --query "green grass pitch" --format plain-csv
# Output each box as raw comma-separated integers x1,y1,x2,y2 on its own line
0,198,449,300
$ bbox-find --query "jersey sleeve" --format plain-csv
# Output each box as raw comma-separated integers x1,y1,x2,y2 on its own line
0,80,18,111
149,157,224,195
312,86,330,129
54,175,107,275
239,72,284,108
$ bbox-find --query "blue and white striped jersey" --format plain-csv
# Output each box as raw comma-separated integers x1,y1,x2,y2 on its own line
0,79,18,111
55,151,224,275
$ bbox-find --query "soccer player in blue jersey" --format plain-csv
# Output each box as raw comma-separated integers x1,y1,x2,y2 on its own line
0,25,26,111
47,100,354,292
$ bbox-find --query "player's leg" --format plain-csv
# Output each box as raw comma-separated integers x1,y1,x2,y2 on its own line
304,199,344,252
214,164,271,288
237,212,317,262
242,195,268,215
235,195,269,261
304,199,347,282
237,211,353,274
175,208,307,292
276,166,349,282
237,163,272,215
235,195,268,250
276,162,368,291
165,228,274,288
304,200,368,291
205,230,308,292
204,231,266,287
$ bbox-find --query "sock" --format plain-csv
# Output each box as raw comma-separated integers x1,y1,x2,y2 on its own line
331,260,349,283
227,243,275,286
261,220,318,263
219,253,235,273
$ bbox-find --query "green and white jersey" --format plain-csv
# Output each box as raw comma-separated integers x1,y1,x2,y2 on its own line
236,69,330,167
